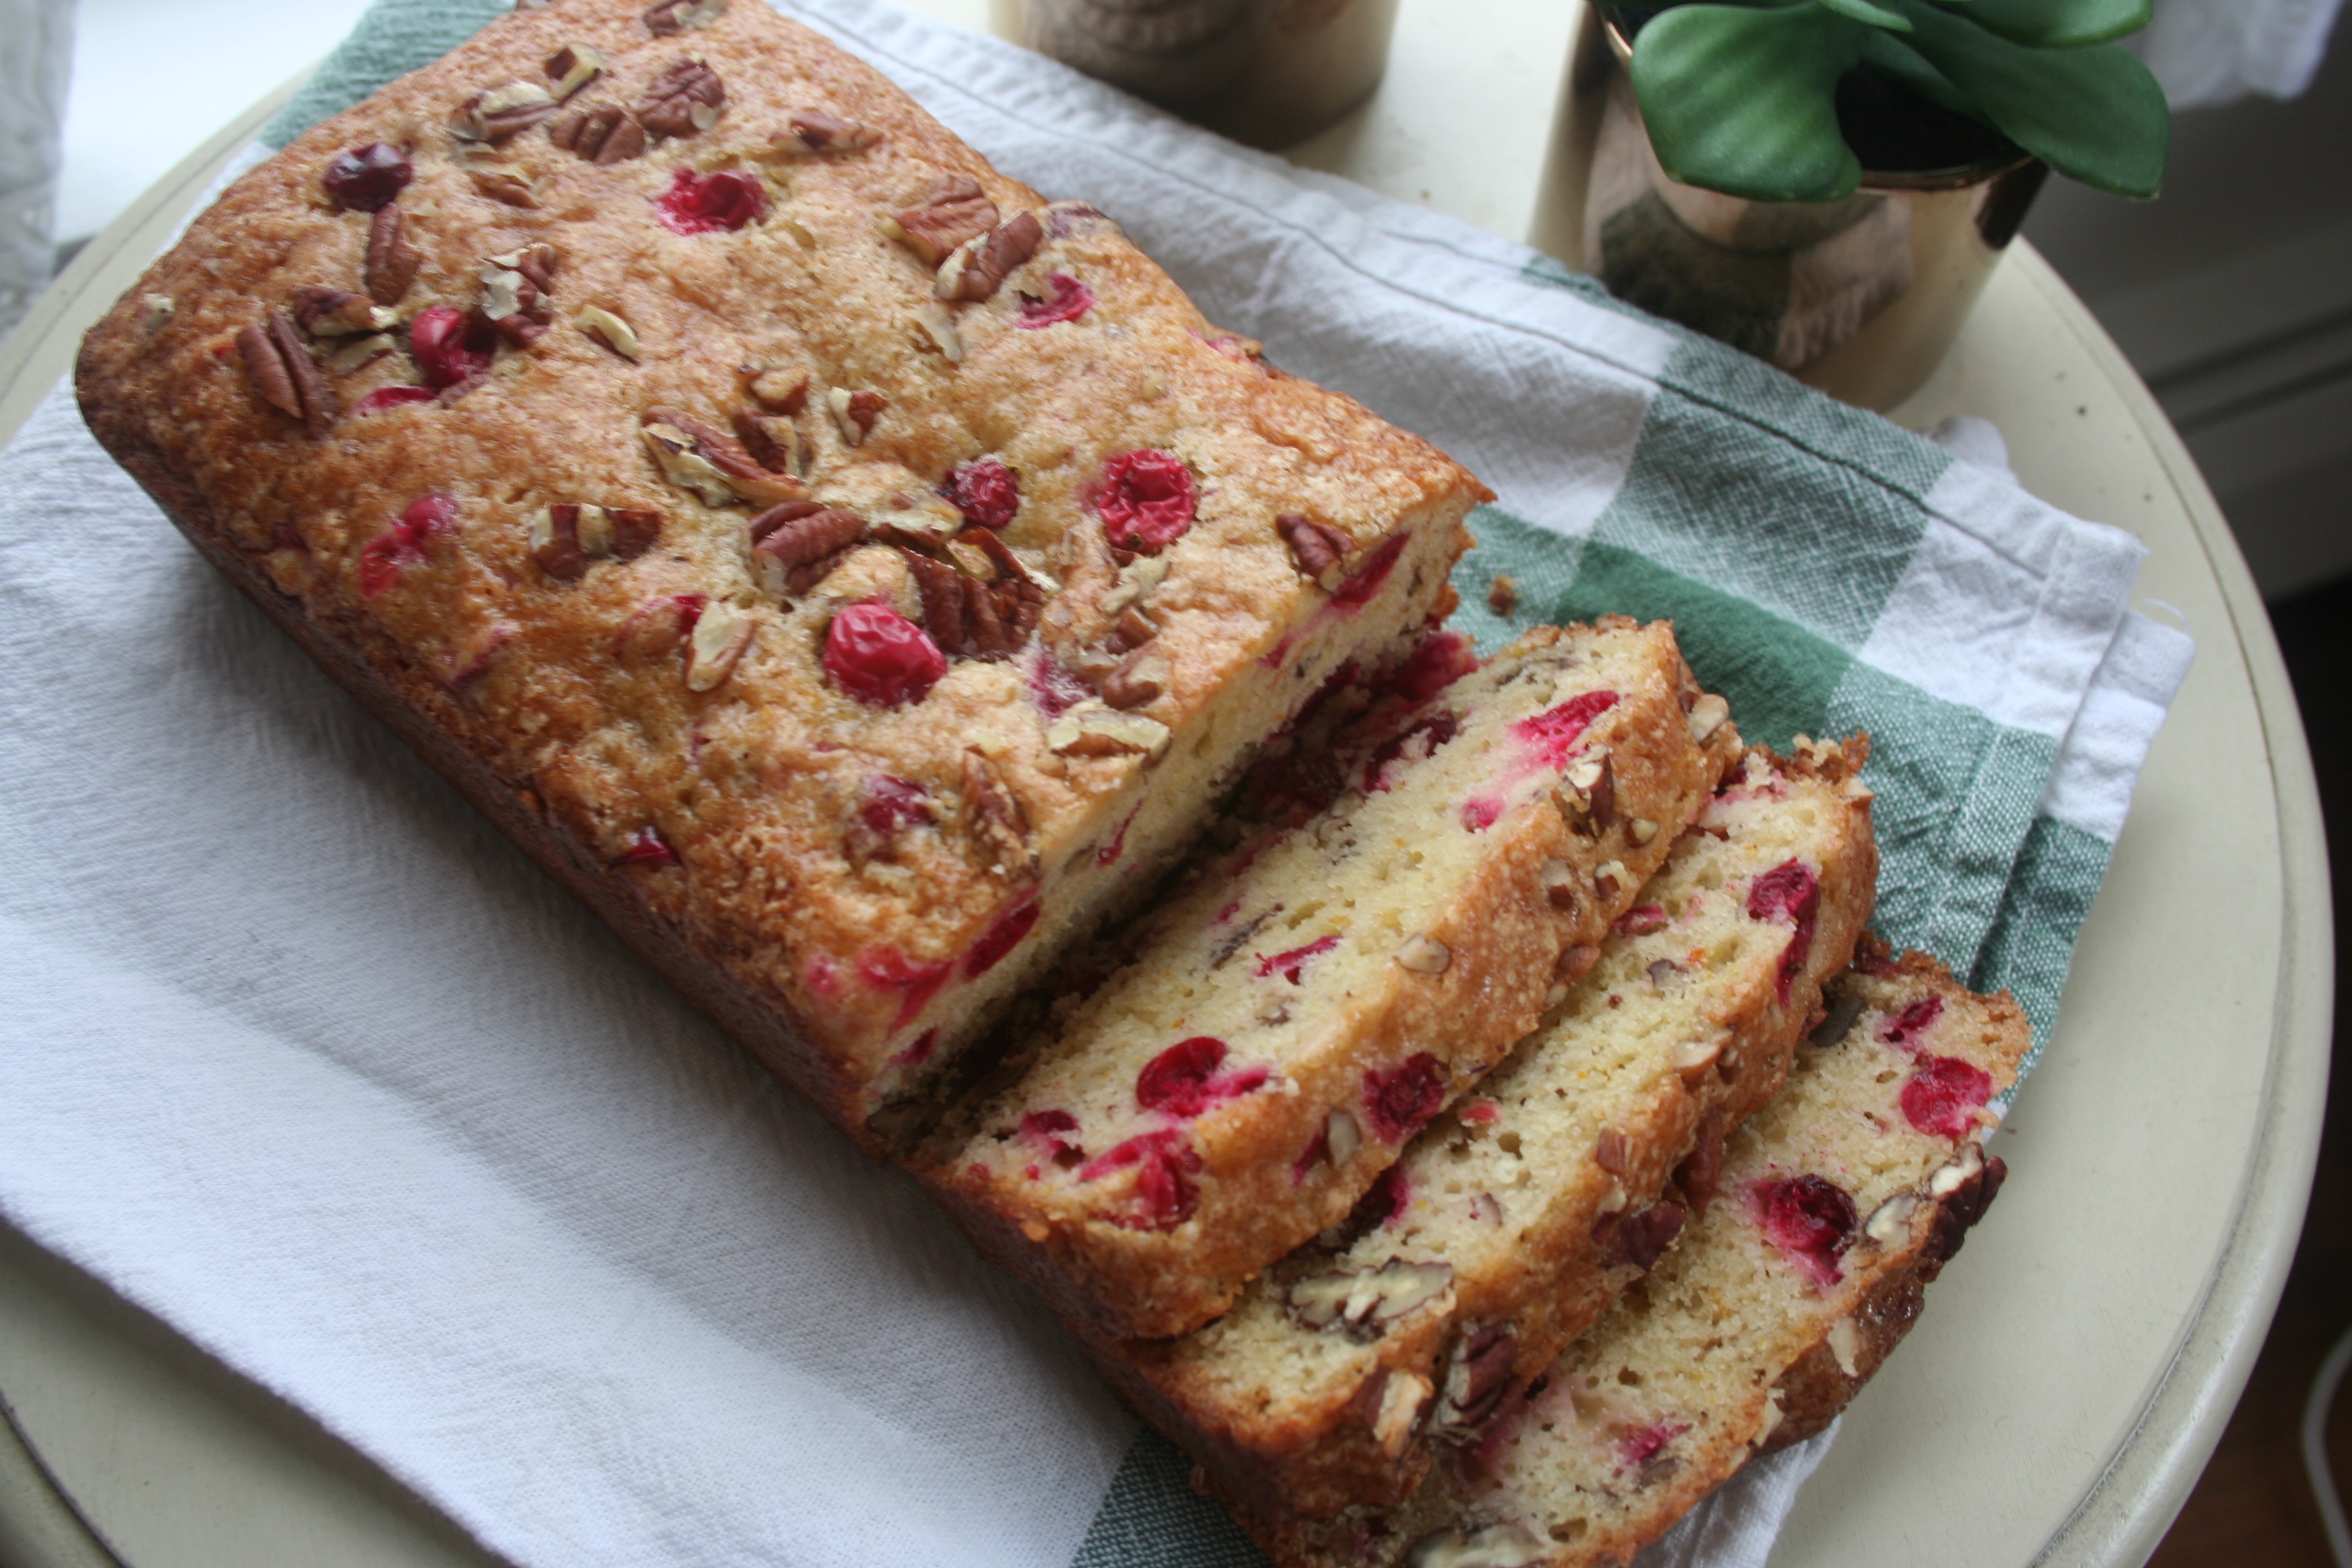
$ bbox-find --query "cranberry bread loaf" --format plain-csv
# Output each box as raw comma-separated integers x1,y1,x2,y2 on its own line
926,620,1741,1340
1251,944,2029,1568
75,0,1484,1146
1109,740,1878,1520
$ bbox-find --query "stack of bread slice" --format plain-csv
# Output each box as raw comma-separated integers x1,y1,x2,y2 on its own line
906,625,2027,1565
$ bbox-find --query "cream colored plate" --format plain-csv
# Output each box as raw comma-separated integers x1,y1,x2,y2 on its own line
0,5,2330,1566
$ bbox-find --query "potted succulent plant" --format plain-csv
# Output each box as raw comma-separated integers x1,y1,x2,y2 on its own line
1571,0,2170,408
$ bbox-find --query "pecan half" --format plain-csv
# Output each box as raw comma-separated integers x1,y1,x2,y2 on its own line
1277,512,1356,590
936,210,1043,304
238,314,336,438
363,205,420,305
544,43,604,99
290,286,395,337
750,502,866,593
532,502,661,580
636,58,725,140
768,108,880,154
962,747,1036,878
548,103,648,163
454,81,558,144
889,176,997,267
826,386,885,446
643,0,725,31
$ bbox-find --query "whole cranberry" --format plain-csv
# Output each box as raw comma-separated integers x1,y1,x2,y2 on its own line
655,167,770,235
1362,1053,1446,1143
1136,1036,1229,1117
1752,1173,1857,1286
358,493,457,598
322,143,412,212
1900,1054,1994,1135
1098,448,1196,555
823,602,948,706
940,455,1020,528
1746,860,1822,1001
350,385,436,417
409,306,498,389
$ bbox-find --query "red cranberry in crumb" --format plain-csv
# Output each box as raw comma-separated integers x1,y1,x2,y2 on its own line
1097,449,1196,555
1752,1174,1857,1286
1878,995,1944,1047
351,385,436,417
1460,796,1503,832
860,775,935,835
1900,1054,1993,1135
1745,861,1820,1002
1253,934,1340,985
323,142,411,210
1616,905,1668,937
1028,651,1092,721
1079,1130,1203,1229
855,945,951,1028
1363,1054,1446,1142
409,306,497,389
1363,712,1459,794
963,896,1040,980
890,1026,940,1068
1328,532,1407,609
656,167,769,234
1616,1419,1689,1471
824,602,947,706
940,456,1020,528
1096,802,1140,867
612,826,676,868
1016,272,1095,328
804,952,842,1002
1356,1163,1411,1228
1513,690,1620,769
357,493,457,597
1137,1036,1268,1118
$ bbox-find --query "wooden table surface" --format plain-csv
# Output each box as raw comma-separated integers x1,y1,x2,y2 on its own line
0,5,2332,1566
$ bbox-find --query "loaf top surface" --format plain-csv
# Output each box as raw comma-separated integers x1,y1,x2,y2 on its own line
77,0,1485,1087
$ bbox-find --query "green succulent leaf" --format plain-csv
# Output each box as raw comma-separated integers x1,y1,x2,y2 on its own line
1891,0,2168,195
1936,0,2153,48
1856,27,1982,118
1629,4,1869,202
1819,0,1912,28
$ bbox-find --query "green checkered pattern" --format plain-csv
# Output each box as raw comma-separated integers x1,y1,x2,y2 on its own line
257,4,2177,1562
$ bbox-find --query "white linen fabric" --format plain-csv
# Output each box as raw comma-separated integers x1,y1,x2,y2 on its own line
2139,0,2345,106
0,2,2191,1565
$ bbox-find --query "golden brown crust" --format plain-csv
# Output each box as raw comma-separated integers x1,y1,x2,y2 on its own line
76,0,1485,1142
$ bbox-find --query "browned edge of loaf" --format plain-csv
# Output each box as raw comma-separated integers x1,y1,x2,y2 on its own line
915,624,1734,1342
1116,739,1880,1520
80,421,894,1146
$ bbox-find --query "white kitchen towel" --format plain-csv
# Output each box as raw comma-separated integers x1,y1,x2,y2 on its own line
0,1,2191,1566
2140,0,2345,106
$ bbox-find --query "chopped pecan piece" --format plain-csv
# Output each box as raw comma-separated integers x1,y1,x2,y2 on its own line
532,502,661,580
749,502,866,593
1286,1259,1454,1337
238,314,336,438
1046,704,1171,760
1277,512,1356,590
544,43,604,99
745,366,808,412
576,304,642,359
962,747,1036,877
734,409,801,475
642,407,806,507
363,205,420,306
548,102,649,163
642,0,725,31
1428,1322,1519,1441
290,286,394,337
960,525,1051,606
323,333,398,376
454,81,558,144
685,602,756,691
490,242,559,296
1599,1198,1687,1272
636,57,725,140
889,176,997,267
1105,604,1158,654
936,210,1043,304
463,157,542,208
768,108,881,154
913,301,962,363
826,387,885,446
1098,653,1163,711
